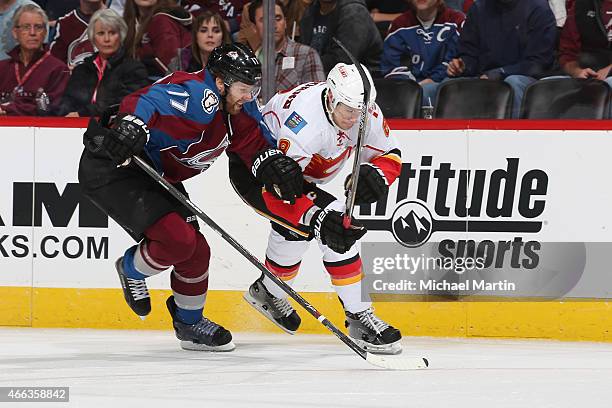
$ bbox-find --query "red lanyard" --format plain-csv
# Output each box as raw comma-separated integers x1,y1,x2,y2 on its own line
91,55,107,103
14,51,50,87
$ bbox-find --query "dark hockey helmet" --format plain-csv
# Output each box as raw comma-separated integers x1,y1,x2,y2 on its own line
207,43,262,86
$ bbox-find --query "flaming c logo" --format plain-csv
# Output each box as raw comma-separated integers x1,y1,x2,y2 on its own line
278,138,291,154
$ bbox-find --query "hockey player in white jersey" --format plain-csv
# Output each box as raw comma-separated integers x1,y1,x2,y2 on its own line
230,63,403,354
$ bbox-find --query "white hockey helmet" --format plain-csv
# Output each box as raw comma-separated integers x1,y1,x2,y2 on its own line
326,63,377,111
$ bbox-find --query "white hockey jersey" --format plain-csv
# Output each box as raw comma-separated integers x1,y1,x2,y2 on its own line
262,82,399,185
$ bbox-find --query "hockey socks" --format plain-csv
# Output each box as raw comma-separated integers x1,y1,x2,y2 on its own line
174,306,204,325
325,254,370,313
122,246,147,280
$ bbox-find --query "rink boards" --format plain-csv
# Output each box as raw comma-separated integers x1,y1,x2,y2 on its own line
0,118,611,341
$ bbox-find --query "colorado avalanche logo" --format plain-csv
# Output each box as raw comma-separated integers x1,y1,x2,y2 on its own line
170,133,230,172
202,89,219,114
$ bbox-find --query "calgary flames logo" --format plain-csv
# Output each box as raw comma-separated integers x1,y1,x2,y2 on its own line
278,138,291,154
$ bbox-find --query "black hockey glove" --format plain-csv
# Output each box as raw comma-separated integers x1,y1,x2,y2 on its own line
345,164,389,205
252,148,303,204
310,209,367,254
84,114,149,166
105,115,149,165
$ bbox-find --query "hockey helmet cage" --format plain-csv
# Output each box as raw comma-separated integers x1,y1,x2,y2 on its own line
207,43,262,86
326,63,377,111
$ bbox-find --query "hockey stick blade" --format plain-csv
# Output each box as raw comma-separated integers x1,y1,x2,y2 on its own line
365,353,429,370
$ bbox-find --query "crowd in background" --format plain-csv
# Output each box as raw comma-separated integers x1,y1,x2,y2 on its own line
0,0,609,118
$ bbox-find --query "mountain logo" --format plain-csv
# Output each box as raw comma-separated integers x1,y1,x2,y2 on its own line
391,201,433,248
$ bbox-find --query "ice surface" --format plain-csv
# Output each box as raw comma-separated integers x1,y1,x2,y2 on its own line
0,328,611,407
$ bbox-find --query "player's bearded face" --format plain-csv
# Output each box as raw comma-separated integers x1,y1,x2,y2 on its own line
332,102,361,130
224,81,261,114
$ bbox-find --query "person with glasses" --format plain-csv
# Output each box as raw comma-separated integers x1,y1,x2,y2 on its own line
0,0,37,61
0,4,69,115
78,43,303,351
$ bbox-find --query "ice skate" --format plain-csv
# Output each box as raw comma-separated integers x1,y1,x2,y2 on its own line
166,296,235,352
345,307,402,355
116,257,151,318
243,275,301,334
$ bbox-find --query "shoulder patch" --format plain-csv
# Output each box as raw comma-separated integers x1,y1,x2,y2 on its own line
278,138,291,154
284,111,307,134
382,118,390,137
202,89,219,114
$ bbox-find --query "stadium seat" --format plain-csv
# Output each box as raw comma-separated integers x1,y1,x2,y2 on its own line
434,78,513,119
520,78,610,119
373,78,422,119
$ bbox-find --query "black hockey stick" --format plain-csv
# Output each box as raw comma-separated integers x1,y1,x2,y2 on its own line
331,37,371,228
132,155,427,370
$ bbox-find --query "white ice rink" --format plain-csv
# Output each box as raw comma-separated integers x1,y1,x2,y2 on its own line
1,328,611,407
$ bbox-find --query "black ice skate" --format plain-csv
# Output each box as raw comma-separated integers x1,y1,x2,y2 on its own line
243,275,301,334
166,296,235,352
116,257,151,319
345,308,402,355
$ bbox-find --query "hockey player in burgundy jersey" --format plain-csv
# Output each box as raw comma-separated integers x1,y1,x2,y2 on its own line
78,43,303,352
232,63,404,355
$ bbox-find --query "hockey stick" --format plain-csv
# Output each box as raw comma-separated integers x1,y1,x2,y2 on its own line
331,37,371,228
132,155,428,370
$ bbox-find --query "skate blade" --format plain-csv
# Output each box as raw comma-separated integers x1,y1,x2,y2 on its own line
180,340,236,352
242,291,297,335
352,338,403,355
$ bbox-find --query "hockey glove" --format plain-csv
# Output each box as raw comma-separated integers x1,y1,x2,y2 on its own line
345,164,389,205
252,148,303,204
84,114,149,166
105,115,149,165
311,209,367,254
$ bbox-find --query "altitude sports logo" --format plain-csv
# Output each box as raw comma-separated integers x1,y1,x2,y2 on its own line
359,156,547,269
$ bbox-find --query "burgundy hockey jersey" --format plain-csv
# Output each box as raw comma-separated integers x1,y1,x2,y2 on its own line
0,47,70,116
50,9,95,66
137,9,192,76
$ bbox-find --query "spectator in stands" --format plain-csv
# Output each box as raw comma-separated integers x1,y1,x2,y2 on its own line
56,9,148,117
366,0,409,40
0,4,68,115
249,0,325,92
170,10,230,72
238,0,307,51
107,0,125,15
446,0,557,118
548,0,567,29
50,0,105,67
32,0,79,22
446,0,474,13
183,0,246,36
124,0,192,78
559,0,611,86
300,0,382,74
381,0,464,109
0,0,37,60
